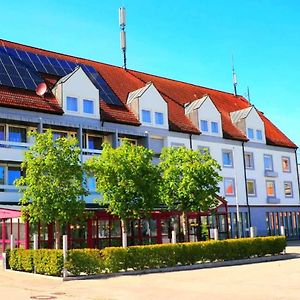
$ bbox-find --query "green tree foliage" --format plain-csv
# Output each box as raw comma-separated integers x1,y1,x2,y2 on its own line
159,147,222,241
85,140,160,247
15,130,88,249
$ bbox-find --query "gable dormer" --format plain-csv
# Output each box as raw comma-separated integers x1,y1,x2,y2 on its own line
185,95,222,137
230,106,265,143
52,66,100,119
127,82,168,129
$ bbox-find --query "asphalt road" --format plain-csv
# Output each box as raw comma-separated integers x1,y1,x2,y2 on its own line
1,241,300,300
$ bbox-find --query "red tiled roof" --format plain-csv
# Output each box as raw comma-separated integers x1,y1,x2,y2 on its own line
0,39,296,148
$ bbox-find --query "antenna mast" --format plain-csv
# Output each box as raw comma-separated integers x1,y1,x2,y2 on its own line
232,56,237,96
119,7,127,70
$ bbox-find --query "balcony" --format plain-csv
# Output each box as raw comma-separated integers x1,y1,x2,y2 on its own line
0,140,32,161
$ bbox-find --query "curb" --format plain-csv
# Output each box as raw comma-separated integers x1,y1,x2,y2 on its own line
63,253,300,281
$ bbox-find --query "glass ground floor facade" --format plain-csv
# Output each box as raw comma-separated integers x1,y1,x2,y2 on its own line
1,203,300,252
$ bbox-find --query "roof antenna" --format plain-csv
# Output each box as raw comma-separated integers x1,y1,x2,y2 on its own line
247,86,251,103
119,7,127,70
232,55,237,96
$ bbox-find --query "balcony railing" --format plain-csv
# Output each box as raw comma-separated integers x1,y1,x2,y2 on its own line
82,148,102,156
0,140,33,149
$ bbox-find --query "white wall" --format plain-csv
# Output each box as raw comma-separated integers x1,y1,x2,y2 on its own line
139,84,168,129
61,68,100,120
245,109,266,143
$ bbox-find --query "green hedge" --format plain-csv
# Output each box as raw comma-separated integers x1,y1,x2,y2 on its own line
8,236,286,276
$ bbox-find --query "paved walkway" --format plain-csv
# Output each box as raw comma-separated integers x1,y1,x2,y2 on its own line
1,241,300,300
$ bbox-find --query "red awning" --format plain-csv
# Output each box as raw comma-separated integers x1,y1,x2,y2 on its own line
0,209,21,219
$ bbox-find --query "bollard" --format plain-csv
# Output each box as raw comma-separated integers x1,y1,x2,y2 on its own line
250,226,256,238
2,252,6,270
213,228,218,240
280,226,285,236
171,230,176,244
63,235,68,279
10,234,15,250
33,234,38,250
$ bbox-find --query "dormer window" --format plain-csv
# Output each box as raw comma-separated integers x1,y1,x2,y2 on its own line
66,96,78,112
211,122,219,134
256,130,263,141
247,128,254,139
200,120,208,132
155,112,164,125
142,110,151,123
83,99,94,114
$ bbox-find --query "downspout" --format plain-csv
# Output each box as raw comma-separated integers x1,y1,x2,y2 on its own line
294,149,300,203
242,141,252,227
189,134,193,149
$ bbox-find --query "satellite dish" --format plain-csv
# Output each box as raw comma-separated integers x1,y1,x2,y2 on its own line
35,82,47,96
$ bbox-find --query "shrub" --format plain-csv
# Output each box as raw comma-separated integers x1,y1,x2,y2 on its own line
65,249,104,275
33,249,63,276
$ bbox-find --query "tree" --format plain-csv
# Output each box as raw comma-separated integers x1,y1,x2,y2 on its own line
85,140,160,247
159,147,222,242
15,130,88,249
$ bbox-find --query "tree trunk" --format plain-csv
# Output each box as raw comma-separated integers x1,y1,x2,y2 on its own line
55,220,61,249
121,219,127,248
182,211,189,242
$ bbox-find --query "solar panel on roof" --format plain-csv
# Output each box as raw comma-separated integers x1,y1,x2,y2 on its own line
0,45,123,106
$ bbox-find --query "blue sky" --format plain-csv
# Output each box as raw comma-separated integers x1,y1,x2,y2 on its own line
1,1,300,146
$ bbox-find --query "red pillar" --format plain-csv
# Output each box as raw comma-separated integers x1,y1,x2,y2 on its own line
2,219,6,253
87,219,93,248
24,221,30,249
156,216,162,244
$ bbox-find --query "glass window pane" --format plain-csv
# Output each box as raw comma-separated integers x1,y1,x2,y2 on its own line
88,136,103,150
200,120,208,132
223,150,233,167
211,122,218,133
142,110,151,123
284,182,293,197
52,131,67,141
155,112,164,125
224,178,235,196
0,166,4,184
247,128,254,139
8,127,26,143
266,181,275,197
245,153,254,169
256,130,263,140
264,155,273,171
8,166,21,185
0,125,5,140
247,180,256,196
282,157,290,172
66,97,78,111
88,177,96,191
83,99,94,114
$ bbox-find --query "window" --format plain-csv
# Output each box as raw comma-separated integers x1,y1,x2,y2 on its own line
87,177,96,191
52,131,67,141
211,122,219,133
200,120,208,132
155,112,164,125
266,180,276,197
118,138,138,146
247,128,254,139
66,96,78,112
284,181,293,197
264,154,273,171
0,166,4,185
282,157,291,172
0,125,4,140
247,179,256,197
87,135,103,150
256,129,263,141
244,152,254,169
8,126,26,143
141,110,151,123
222,150,233,167
8,166,21,185
198,146,210,154
83,99,94,114
224,178,235,196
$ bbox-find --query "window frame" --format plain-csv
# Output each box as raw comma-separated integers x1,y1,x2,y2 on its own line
211,121,219,134
264,154,274,171
141,109,152,124
282,156,291,173
66,96,79,112
247,128,254,139
256,129,263,141
200,120,209,132
266,180,276,198
83,99,94,114
224,178,235,196
244,152,254,169
154,112,164,125
222,149,234,168
7,125,27,143
246,179,256,197
284,181,293,198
